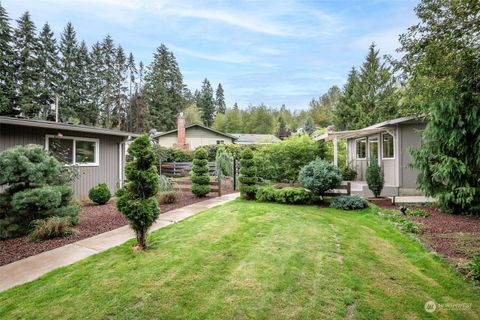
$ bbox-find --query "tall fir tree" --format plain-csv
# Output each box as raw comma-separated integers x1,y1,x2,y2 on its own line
75,41,96,125
88,41,104,125
215,83,226,114
37,22,59,119
198,78,215,126
113,45,128,130
13,11,40,117
144,44,184,131
100,35,117,128
334,68,361,130
0,3,17,115
58,22,80,121
126,52,136,99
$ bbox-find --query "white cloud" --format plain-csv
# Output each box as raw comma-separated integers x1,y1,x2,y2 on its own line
168,44,253,64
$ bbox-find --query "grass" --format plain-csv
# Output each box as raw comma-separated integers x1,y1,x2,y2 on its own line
0,199,479,319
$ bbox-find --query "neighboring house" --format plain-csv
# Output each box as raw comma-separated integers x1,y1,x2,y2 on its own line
231,134,281,145
0,116,138,200
316,116,426,196
154,113,236,149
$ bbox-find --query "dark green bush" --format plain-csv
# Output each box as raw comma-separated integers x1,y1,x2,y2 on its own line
153,145,193,163
29,216,76,241
330,195,369,210
275,187,316,204
366,162,384,197
88,183,111,205
239,148,257,200
341,166,357,181
298,159,342,198
191,148,211,197
256,186,278,202
116,135,160,250
0,145,79,239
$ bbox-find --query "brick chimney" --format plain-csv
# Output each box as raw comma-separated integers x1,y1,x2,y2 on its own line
174,112,189,149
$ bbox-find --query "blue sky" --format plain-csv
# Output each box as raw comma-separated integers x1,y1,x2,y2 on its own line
3,0,418,110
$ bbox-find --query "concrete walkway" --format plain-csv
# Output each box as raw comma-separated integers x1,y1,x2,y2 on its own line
0,193,240,293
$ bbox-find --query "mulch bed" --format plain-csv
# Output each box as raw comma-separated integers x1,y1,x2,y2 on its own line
0,190,233,266
375,202,480,271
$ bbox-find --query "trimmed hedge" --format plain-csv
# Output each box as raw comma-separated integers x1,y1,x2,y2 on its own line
256,186,317,204
191,148,211,197
239,149,257,200
330,195,369,210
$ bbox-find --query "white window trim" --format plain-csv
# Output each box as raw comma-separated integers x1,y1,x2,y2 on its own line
45,135,100,167
381,132,395,160
355,138,367,160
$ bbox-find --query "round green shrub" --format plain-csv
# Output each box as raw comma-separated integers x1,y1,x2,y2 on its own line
366,162,384,197
88,183,112,205
330,195,369,210
298,159,342,197
191,148,211,197
341,166,357,181
239,149,257,200
256,186,277,202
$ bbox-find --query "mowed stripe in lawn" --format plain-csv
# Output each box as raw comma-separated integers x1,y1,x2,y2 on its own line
0,199,479,319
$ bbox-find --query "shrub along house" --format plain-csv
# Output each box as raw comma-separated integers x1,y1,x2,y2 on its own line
315,116,426,196
0,116,138,200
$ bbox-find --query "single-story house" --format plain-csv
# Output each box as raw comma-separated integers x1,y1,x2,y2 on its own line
231,134,281,145
154,113,237,149
0,116,138,200
316,116,426,196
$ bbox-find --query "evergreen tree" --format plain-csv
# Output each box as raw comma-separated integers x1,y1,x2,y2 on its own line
224,106,243,133
76,41,96,125
88,41,104,125
239,148,257,200
198,78,215,126
402,0,480,214
99,35,116,128
127,90,149,133
304,116,315,135
354,43,399,128
184,103,202,125
58,22,80,121
0,4,17,115
310,85,340,127
277,115,287,138
13,11,40,117
113,45,128,130
190,148,211,197
144,44,184,131
126,52,136,99
334,68,360,130
215,83,226,114
37,22,59,119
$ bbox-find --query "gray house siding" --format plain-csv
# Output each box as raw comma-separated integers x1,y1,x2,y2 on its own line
399,122,425,191
0,123,125,200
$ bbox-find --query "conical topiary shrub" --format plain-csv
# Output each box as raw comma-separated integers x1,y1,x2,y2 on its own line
116,135,160,250
366,161,384,198
239,148,257,200
191,148,211,197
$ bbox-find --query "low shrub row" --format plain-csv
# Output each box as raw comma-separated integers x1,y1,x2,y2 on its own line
330,195,369,210
379,209,421,234
256,186,317,204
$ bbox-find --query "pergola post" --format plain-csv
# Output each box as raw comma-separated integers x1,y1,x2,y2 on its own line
333,136,338,167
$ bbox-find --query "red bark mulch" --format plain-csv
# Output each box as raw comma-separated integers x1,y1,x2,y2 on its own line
375,202,480,270
0,191,233,266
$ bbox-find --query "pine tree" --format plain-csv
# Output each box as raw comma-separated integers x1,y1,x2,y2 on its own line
112,45,128,130
198,78,215,126
126,52,136,99
215,83,226,114
99,35,116,128
304,116,315,135
127,90,149,133
37,22,59,119
0,3,17,115
144,44,184,131
58,22,80,121
75,41,96,125
13,11,40,117
277,115,286,137
334,67,360,130
239,148,257,200
190,148,211,197
88,41,104,125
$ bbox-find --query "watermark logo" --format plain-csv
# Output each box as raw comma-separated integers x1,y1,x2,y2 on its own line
424,300,471,313
425,301,436,313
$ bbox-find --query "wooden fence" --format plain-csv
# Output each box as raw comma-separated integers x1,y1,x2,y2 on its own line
158,162,216,177
323,182,351,197
174,179,223,197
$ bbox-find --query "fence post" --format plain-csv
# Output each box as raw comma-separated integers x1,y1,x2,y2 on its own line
347,182,351,195
233,159,237,191
218,180,222,197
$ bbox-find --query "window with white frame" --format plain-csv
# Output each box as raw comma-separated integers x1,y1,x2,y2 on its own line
382,133,394,158
356,138,367,159
216,140,224,145
46,135,99,166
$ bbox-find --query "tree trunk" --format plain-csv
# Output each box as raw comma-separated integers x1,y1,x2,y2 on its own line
136,229,147,250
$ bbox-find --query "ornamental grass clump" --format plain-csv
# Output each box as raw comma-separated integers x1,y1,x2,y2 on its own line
239,148,257,200
191,148,211,197
116,135,160,250
0,145,79,239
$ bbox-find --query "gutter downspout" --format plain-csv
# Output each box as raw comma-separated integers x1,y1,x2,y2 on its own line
118,136,131,188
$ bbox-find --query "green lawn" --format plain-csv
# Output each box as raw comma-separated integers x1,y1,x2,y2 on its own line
1,200,479,319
